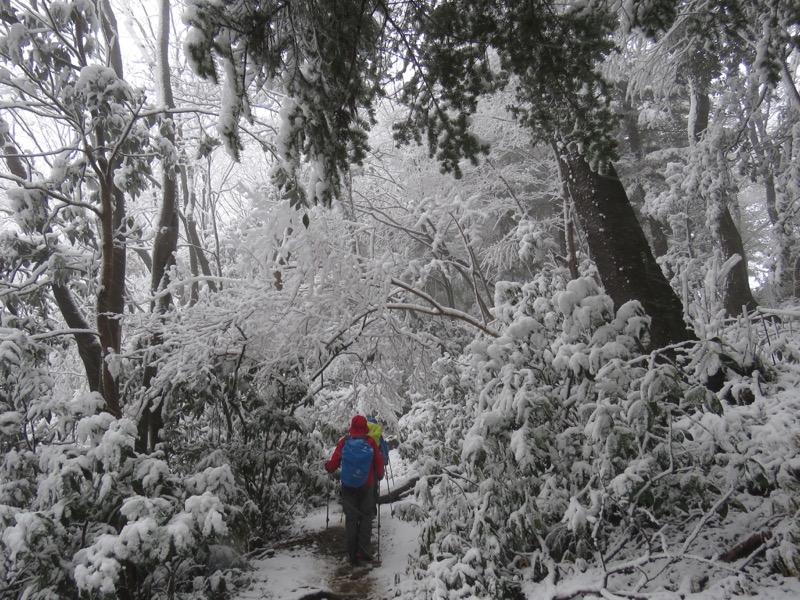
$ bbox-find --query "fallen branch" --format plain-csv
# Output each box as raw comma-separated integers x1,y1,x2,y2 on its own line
720,530,773,563
378,476,419,504
297,592,351,600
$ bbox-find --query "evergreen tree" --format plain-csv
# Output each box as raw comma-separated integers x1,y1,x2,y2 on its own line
183,0,388,206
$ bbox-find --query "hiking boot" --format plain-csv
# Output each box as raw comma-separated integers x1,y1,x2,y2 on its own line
356,552,373,563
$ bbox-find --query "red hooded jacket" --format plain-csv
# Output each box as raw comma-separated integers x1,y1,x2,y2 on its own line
326,415,385,486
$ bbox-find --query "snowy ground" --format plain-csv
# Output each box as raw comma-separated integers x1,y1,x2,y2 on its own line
232,451,421,600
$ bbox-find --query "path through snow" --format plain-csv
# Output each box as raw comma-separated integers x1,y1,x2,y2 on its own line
232,499,419,600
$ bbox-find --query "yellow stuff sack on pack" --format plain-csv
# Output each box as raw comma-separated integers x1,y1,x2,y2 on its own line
367,420,383,446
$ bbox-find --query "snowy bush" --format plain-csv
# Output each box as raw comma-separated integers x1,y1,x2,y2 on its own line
137,326,330,544
0,404,242,599
400,272,800,598
0,323,246,599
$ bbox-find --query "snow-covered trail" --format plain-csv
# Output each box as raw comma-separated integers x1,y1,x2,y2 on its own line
233,452,420,600
232,499,419,600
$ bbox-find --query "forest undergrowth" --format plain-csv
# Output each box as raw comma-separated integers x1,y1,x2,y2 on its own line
392,274,800,599
3,270,800,600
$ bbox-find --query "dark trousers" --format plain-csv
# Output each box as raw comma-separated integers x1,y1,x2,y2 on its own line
341,484,374,560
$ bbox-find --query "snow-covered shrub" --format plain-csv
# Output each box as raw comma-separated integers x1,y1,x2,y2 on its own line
148,349,329,544
400,272,800,599
0,321,247,599
0,404,240,599
0,320,52,508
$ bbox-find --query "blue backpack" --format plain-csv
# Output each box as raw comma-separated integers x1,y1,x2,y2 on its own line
341,436,374,488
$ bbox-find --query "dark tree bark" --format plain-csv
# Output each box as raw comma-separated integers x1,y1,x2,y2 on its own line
764,172,778,225
377,476,419,504
692,89,757,317
95,173,125,417
51,285,103,392
720,530,772,563
691,89,710,143
1,130,103,392
794,257,800,299
565,213,580,281
149,176,179,312
718,206,758,316
93,0,130,418
556,147,692,349
136,0,179,454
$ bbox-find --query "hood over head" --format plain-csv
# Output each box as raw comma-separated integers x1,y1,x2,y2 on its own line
349,415,369,437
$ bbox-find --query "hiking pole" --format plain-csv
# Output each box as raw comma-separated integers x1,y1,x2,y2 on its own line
389,459,396,487
385,471,394,517
376,491,381,561
325,475,331,530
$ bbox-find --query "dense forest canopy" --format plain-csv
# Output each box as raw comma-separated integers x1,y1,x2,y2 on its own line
0,0,799,598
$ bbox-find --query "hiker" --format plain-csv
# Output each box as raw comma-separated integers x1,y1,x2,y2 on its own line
326,415,385,565
367,417,390,514
367,417,390,465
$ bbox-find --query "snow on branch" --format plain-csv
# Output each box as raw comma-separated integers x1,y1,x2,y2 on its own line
390,277,500,337
30,328,100,340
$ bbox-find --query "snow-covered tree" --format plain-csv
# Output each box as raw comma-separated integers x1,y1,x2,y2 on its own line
183,0,388,206
398,268,799,598
622,0,800,310
0,0,157,414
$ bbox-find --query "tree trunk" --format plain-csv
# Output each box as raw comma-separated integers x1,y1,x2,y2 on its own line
692,89,757,317
93,1,129,418
718,206,758,316
136,0,179,454
150,0,179,314
1,128,104,392
51,284,103,392
689,86,710,144
794,257,800,299
96,177,124,418
565,213,579,281
179,178,218,299
749,114,794,299
555,147,692,349
764,172,778,225
764,173,793,298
